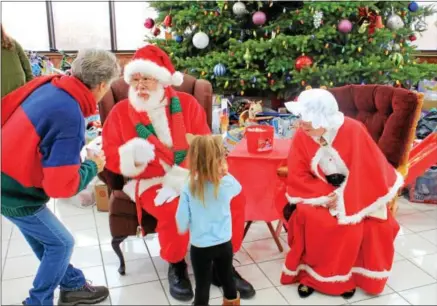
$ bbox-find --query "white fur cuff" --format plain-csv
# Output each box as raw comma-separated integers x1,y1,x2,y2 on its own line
162,165,189,193
119,138,155,177
286,193,331,206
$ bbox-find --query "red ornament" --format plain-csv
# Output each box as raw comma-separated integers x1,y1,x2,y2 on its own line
144,18,155,29
409,34,417,41
163,15,172,27
270,79,275,85
153,27,161,37
295,55,313,71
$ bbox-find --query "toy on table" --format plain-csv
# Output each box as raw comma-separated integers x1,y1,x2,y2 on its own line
238,100,273,126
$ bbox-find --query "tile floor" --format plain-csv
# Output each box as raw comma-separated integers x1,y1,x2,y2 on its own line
1,197,437,305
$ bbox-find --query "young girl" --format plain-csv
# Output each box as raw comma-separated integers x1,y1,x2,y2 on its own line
176,135,241,306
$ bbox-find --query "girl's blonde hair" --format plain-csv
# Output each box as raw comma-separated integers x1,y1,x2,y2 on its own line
188,135,226,204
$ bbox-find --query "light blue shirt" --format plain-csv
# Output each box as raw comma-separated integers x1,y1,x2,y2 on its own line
175,174,242,248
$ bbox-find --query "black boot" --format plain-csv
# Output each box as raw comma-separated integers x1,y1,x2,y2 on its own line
168,260,194,301
58,282,109,305
297,284,314,298
212,265,256,299
341,288,356,299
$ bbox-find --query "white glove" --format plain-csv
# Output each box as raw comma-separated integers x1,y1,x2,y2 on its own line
133,139,155,165
154,186,179,206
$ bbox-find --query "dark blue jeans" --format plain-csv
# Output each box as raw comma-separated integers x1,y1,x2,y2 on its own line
5,205,86,305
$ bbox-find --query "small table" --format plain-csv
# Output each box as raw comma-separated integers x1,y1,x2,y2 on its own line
227,138,291,252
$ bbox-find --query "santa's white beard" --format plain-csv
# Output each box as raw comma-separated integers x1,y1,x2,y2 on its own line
128,84,166,113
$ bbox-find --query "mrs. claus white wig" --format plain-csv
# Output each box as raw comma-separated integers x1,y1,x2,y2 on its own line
285,89,344,129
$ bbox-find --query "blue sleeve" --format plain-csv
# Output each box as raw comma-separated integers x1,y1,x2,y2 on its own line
176,187,191,234
221,174,242,198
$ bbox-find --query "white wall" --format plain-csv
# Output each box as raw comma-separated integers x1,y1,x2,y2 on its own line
413,1,437,51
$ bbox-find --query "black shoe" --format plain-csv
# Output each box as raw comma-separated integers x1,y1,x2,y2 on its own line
58,282,109,305
341,288,356,299
212,265,256,299
297,284,314,298
168,260,194,301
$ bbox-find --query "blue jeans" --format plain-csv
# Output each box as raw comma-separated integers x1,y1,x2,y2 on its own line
5,205,86,305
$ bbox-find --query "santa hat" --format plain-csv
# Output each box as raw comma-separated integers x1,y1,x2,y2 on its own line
123,44,184,87
285,88,344,129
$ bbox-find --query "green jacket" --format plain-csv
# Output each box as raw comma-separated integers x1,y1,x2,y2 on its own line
1,39,33,98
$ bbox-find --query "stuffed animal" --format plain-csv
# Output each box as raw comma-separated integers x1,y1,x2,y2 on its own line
238,100,263,126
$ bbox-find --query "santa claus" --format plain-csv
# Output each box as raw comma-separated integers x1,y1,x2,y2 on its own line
277,89,402,299
102,45,255,301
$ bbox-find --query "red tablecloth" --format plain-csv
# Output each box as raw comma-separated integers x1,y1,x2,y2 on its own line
228,138,291,222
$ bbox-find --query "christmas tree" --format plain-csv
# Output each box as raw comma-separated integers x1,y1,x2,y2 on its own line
148,1,436,99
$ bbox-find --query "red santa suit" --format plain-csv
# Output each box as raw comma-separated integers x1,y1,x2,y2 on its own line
277,89,402,296
102,46,245,264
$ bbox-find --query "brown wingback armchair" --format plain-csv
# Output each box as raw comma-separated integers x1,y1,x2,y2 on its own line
98,74,213,275
277,85,424,214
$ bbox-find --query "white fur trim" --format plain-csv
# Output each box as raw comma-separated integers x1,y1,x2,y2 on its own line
282,264,391,283
337,171,404,225
118,138,155,177
172,71,184,86
123,177,163,201
146,101,173,148
286,193,331,205
162,165,189,193
124,59,173,86
309,144,404,224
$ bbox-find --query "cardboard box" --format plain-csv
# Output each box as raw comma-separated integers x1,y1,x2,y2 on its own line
94,183,109,212
423,99,437,111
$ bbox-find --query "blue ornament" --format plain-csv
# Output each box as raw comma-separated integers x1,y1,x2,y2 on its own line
175,35,184,43
190,68,196,73
286,76,292,82
408,1,419,12
213,63,226,76
251,76,257,83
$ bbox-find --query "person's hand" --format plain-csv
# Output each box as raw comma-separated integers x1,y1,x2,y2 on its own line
89,151,106,173
154,186,179,206
325,192,338,209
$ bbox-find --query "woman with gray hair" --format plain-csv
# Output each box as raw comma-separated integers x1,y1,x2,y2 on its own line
1,49,120,306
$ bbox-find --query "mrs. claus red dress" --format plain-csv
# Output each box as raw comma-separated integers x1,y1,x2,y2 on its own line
277,117,402,295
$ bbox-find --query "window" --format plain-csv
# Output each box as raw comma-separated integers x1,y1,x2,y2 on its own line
52,1,111,50
114,2,160,51
1,2,50,51
412,2,437,50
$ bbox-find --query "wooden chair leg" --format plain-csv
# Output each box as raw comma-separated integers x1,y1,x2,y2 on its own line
266,222,284,253
275,220,283,238
111,236,128,275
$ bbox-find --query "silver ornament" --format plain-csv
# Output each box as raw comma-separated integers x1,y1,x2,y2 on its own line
393,43,401,51
232,2,247,16
386,13,405,30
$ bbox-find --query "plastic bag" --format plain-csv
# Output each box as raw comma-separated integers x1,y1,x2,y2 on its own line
416,110,437,139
